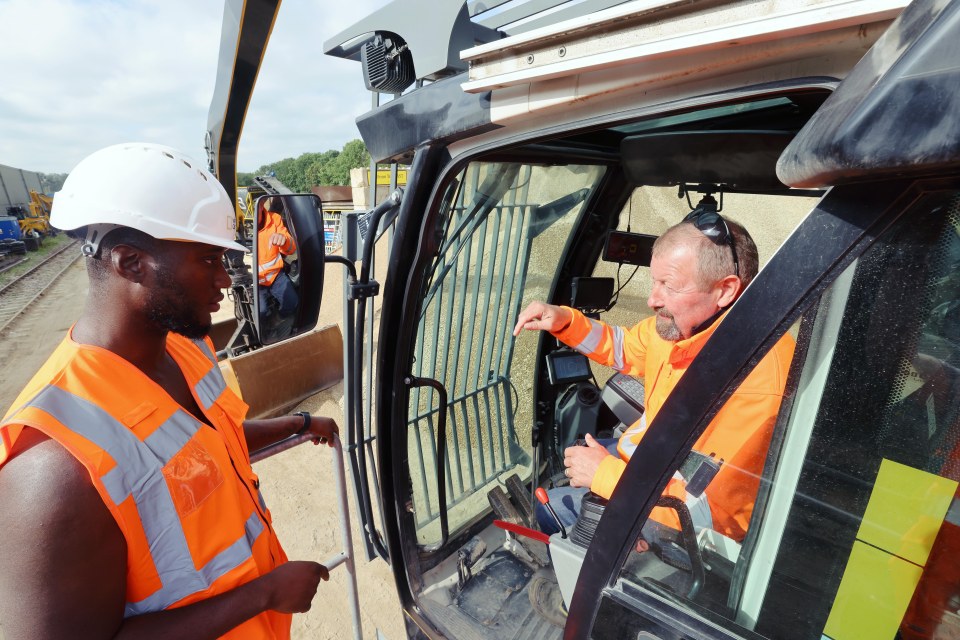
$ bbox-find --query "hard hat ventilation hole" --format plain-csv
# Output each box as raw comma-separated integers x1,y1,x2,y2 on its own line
197,170,207,181
162,152,174,159
183,160,191,169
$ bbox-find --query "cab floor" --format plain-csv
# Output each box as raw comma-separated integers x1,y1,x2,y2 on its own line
420,550,563,640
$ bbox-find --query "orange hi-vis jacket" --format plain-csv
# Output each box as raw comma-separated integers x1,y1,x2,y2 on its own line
0,331,291,638
553,307,795,541
257,211,297,287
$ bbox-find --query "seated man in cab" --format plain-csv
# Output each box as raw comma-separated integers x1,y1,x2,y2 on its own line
514,211,795,542
257,196,299,320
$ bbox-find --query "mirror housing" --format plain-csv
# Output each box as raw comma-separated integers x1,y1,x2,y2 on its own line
252,194,326,345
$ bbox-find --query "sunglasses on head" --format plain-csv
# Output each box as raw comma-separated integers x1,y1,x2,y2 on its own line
683,207,740,278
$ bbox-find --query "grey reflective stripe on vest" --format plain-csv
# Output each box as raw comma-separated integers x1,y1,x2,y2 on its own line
126,512,264,616
22,385,263,616
193,338,217,366
618,414,647,459
610,325,625,372
572,319,628,372
191,339,226,410
662,471,715,531
686,488,714,531
571,319,604,357
257,255,282,284
257,255,282,274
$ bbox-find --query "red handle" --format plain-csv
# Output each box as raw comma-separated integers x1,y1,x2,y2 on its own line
493,519,551,544
535,487,550,505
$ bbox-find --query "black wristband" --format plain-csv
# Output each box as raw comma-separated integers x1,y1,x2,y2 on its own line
295,411,311,436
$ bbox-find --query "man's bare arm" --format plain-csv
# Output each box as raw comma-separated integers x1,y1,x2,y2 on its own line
0,429,327,640
243,414,339,453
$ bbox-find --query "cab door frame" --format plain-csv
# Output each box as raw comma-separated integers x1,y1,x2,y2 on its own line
373,142,619,614
370,142,452,611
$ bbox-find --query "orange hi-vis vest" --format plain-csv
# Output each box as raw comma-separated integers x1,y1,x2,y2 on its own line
0,331,291,638
554,308,795,541
257,211,296,287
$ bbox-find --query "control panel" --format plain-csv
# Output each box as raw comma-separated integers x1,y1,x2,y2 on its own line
600,372,645,426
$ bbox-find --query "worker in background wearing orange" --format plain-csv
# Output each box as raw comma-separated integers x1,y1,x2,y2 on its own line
0,143,338,639
515,213,794,542
257,196,299,319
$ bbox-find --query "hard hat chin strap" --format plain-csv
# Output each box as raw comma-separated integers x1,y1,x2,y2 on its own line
81,224,124,258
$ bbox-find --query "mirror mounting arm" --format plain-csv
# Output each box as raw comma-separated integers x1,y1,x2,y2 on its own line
348,280,380,301
324,255,379,300
324,254,358,280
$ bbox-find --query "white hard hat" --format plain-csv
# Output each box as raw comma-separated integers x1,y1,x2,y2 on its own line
52,142,247,255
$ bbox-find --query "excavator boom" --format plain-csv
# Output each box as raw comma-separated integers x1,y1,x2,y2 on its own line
205,0,343,418
205,0,282,205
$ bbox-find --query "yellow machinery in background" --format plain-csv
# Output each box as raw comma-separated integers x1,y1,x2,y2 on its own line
6,191,56,239
236,184,267,241
236,176,290,242
29,191,53,218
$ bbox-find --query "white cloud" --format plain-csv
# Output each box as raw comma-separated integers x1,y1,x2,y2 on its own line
0,0,389,174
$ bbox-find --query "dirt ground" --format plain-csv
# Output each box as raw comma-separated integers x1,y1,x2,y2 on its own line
0,254,407,639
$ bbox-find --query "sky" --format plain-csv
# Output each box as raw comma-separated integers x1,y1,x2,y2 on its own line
0,0,392,174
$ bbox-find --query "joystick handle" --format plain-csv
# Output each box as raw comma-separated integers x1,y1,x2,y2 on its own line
536,487,567,539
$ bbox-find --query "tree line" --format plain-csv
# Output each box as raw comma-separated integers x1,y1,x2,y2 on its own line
38,139,371,196
237,139,370,192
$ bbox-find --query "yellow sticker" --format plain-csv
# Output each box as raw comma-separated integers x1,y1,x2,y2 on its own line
858,459,957,566
823,460,958,639
823,541,923,640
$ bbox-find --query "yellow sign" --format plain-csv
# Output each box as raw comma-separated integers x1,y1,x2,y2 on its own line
824,541,923,640
367,169,407,186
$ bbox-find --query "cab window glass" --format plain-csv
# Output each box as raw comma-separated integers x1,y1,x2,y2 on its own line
609,191,960,640
408,161,605,545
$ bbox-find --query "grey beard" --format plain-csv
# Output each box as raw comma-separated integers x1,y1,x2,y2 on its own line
655,314,682,341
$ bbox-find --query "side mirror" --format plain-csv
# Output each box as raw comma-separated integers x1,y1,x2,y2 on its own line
252,194,325,344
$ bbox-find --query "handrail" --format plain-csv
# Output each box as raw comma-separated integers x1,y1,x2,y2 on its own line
405,375,449,550
328,251,390,561
249,433,362,640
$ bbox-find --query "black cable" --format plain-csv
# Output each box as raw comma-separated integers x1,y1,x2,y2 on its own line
607,262,640,309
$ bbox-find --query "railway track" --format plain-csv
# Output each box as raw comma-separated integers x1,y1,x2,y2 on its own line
0,240,81,334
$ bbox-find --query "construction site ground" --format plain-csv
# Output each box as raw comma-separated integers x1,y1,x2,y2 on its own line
0,248,406,639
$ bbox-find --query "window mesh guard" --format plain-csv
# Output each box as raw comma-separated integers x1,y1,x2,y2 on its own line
408,165,534,529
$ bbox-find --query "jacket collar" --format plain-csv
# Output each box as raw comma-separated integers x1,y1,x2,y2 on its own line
667,309,730,366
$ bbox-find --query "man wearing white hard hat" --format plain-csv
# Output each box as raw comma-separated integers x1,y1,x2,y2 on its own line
0,143,336,639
